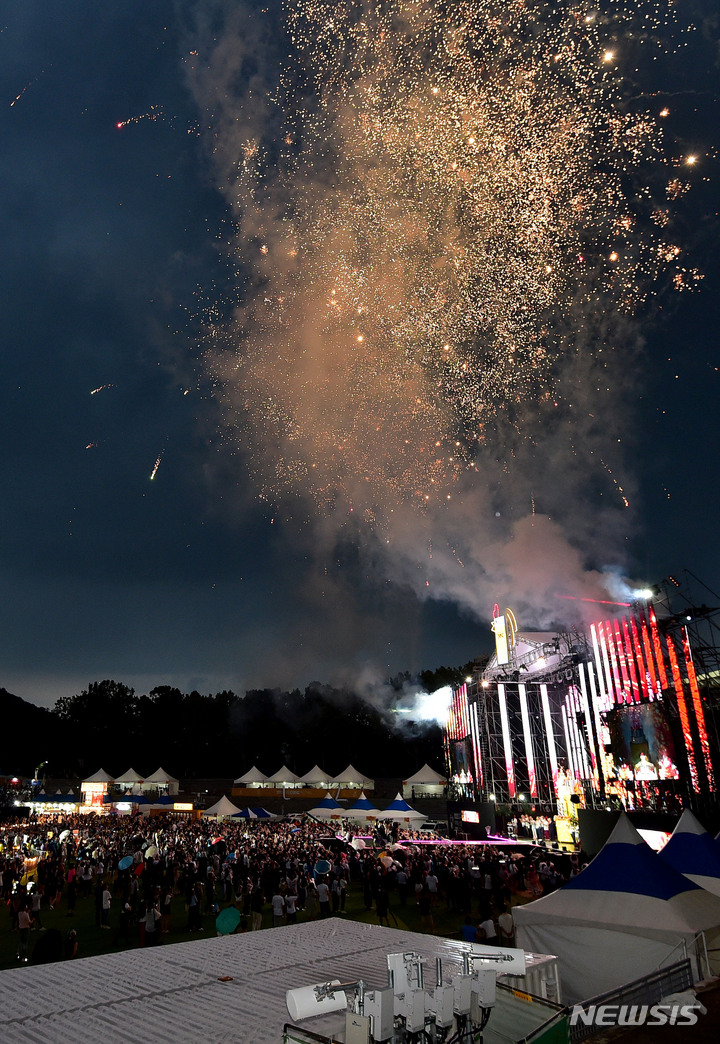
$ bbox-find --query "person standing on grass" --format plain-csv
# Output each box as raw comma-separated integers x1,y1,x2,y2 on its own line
101,884,112,928
478,914,498,944
271,889,286,927
285,892,298,924
418,886,434,934
30,885,44,930
160,886,172,934
316,878,331,918
145,898,161,945
66,877,77,916
94,880,104,927
376,885,396,928
113,897,133,946
250,881,264,931
498,905,515,946
17,902,33,962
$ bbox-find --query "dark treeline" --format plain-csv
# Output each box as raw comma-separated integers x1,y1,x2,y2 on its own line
1,662,476,781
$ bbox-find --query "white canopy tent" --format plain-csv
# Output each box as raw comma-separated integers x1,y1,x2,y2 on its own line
144,767,180,795
330,764,374,791
402,764,447,799
114,768,144,787
514,814,720,1004
202,795,242,819
299,765,333,788
233,766,268,788
81,768,114,784
80,769,115,808
265,765,303,789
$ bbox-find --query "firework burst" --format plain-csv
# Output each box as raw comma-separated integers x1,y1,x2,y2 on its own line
195,0,694,524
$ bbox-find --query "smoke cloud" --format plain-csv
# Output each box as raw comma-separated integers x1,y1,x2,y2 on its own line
182,0,682,667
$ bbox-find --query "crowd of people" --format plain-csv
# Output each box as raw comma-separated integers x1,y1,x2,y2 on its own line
0,811,578,965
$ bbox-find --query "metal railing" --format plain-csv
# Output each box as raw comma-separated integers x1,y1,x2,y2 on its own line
568,959,694,1042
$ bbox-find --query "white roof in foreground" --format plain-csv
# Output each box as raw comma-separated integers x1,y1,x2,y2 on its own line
0,919,555,1044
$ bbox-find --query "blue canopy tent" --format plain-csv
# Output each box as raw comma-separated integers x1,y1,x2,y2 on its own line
307,792,343,819
379,793,426,823
514,813,720,1004
659,809,720,898
346,791,380,820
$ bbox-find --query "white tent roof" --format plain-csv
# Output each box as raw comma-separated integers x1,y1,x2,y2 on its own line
114,768,144,784
402,764,447,785
81,768,114,784
202,795,242,817
514,813,720,1003
299,764,332,785
233,765,268,784
144,767,179,784
330,764,373,786
266,765,301,784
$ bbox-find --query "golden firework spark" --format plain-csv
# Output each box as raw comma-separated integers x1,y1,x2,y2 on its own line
200,0,693,519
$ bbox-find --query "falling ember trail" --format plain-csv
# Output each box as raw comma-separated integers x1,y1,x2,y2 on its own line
150,453,163,481
10,69,46,107
116,105,164,130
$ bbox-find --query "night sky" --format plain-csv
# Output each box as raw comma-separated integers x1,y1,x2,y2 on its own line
2,2,719,710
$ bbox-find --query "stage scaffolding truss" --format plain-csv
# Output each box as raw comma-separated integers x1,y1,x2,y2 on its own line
444,587,720,815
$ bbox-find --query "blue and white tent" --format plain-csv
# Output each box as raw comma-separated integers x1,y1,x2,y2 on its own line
307,792,343,819
514,813,720,1004
659,809,720,897
346,791,380,820
232,807,274,820
379,793,426,822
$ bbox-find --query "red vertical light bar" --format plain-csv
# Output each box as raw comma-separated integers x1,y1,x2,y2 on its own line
587,662,611,784
461,684,470,741
649,606,669,689
621,617,642,702
448,690,458,741
498,683,516,798
636,616,659,700
590,624,610,709
593,622,614,708
458,684,471,781
567,689,590,778
666,635,700,792
469,702,483,790
518,684,537,797
612,620,632,703
578,663,599,787
602,621,624,703
682,628,714,790
561,704,578,779
540,683,559,797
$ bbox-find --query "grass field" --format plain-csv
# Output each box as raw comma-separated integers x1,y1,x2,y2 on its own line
1,879,501,970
